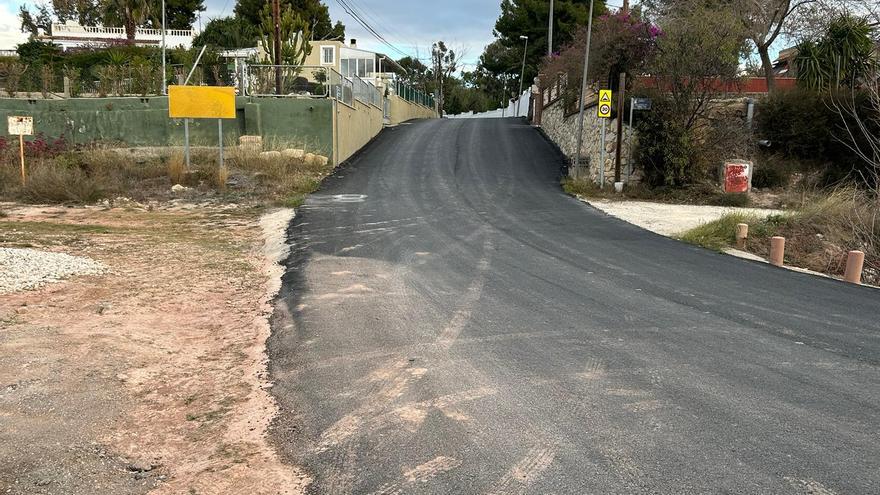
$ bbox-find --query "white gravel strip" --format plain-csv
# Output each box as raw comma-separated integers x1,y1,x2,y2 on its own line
584,199,782,236
0,248,107,293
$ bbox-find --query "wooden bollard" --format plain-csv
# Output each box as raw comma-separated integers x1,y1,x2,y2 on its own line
769,236,785,267
735,223,748,249
844,250,865,284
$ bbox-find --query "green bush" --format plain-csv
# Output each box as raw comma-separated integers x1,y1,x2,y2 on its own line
710,192,751,207
754,88,877,187
752,160,790,189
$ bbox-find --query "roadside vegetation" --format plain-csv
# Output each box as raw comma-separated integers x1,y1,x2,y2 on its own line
0,136,333,207
678,188,879,284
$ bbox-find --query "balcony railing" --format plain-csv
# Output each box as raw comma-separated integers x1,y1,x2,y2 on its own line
51,23,193,40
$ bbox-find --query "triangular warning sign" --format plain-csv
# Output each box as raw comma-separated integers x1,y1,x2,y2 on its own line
600,92,611,102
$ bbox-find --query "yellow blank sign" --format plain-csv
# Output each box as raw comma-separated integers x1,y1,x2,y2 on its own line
168,85,236,119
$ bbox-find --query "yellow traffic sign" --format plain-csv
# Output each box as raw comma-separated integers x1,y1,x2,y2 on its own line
168,85,236,119
597,89,612,118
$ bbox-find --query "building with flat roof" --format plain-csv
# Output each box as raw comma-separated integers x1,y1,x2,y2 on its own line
40,22,194,50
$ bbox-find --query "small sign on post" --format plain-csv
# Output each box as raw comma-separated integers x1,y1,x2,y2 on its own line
168,85,236,173
8,116,34,186
597,89,612,118
723,159,752,193
632,97,652,110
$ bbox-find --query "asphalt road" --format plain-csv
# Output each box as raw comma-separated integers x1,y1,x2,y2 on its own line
268,118,880,494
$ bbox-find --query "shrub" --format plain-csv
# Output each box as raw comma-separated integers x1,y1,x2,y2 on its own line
21,161,107,203
710,192,751,207
755,89,877,187
752,159,790,189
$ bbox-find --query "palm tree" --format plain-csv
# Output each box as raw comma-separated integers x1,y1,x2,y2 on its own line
103,0,152,41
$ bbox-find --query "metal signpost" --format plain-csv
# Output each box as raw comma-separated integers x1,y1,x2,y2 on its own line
168,86,236,171
597,89,612,188
627,97,651,182
8,116,33,186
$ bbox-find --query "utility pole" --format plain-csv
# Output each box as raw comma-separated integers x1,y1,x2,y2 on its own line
161,0,166,95
573,0,596,178
613,71,626,184
517,35,528,116
548,0,554,57
273,0,282,95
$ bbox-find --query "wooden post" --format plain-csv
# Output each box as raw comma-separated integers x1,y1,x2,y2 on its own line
273,0,282,95
770,237,785,267
613,72,626,183
19,134,26,186
844,250,865,284
735,223,748,249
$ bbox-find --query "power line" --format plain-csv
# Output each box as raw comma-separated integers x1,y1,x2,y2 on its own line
333,0,411,58
345,0,426,55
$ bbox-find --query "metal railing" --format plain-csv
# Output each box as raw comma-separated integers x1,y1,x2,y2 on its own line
244,64,382,108
245,65,331,97
394,81,434,108
351,73,381,107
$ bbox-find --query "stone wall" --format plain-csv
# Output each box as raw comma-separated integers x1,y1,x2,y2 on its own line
541,98,638,185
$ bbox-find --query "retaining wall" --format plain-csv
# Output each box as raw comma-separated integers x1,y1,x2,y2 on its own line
388,96,436,125
334,99,384,165
0,92,436,165
541,98,637,185
0,97,334,158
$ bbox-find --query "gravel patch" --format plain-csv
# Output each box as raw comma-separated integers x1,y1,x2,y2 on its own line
585,199,783,236
0,248,107,293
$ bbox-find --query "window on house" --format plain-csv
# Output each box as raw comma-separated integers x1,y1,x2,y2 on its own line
340,59,350,76
321,46,335,65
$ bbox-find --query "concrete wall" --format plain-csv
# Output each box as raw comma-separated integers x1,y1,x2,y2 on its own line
541,99,637,185
388,95,437,124
0,96,333,156
0,92,435,165
334,99,383,164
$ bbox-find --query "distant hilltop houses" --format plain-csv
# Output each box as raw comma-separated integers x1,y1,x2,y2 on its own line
36,22,195,50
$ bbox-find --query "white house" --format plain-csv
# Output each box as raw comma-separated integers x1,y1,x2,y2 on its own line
40,22,195,50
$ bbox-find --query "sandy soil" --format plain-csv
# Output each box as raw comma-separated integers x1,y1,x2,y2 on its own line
0,203,306,494
584,198,782,236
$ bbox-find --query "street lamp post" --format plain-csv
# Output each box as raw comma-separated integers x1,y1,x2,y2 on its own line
548,0,554,57
161,0,166,94
516,35,528,117
573,0,596,179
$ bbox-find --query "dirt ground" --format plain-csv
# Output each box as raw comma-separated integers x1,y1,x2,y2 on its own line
0,203,307,494
585,198,782,236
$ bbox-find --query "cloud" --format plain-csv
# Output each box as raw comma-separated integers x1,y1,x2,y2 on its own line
200,0,501,65
0,1,27,49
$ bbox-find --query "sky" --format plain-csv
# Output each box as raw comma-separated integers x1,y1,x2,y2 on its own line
0,0,502,68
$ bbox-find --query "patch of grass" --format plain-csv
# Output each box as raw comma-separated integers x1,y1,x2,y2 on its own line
677,213,764,251
167,152,186,185
678,188,880,283
279,193,307,208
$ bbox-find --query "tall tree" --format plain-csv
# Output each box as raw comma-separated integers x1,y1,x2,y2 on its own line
102,0,153,40
194,16,259,49
152,0,205,30
738,0,817,92
494,0,606,85
234,0,343,40
52,0,102,25
258,3,311,65
795,14,876,89
396,55,432,91
431,41,461,116
19,4,54,37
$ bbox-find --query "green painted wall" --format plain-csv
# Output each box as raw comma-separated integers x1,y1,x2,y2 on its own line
0,96,333,156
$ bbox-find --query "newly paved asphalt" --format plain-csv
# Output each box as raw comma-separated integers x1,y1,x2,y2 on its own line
268,118,880,494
